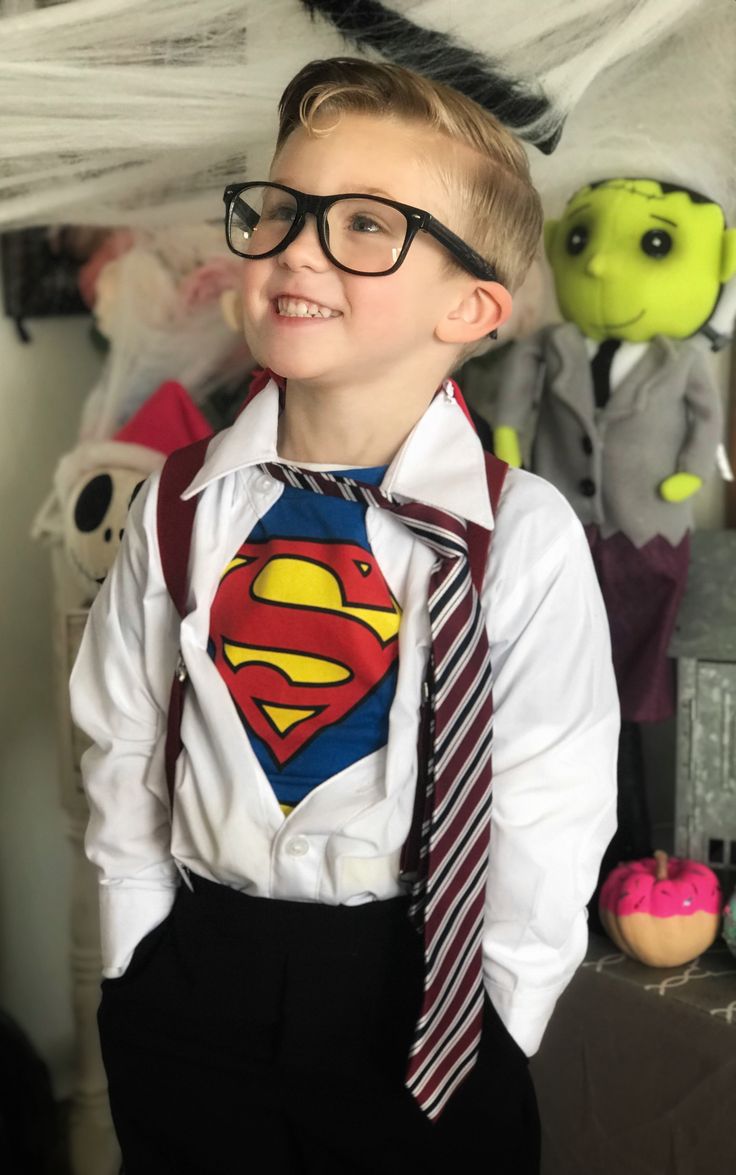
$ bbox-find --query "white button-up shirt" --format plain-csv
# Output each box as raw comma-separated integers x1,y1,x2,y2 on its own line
70,380,619,1057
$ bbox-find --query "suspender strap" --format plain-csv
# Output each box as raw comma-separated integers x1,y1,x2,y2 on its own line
468,450,507,594
449,378,506,594
156,437,211,807
157,437,211,618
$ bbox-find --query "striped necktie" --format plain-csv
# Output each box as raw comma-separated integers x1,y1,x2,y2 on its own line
260,460,495,1121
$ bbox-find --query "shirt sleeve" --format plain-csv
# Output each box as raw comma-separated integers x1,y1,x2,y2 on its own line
676,346,723,479
69,472,182,978
492,330,548,435
481,468,619,1055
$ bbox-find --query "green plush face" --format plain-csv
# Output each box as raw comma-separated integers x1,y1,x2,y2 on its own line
545,179,734,342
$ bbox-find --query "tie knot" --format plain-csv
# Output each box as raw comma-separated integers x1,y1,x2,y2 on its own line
260,460,394,508
259,461,468,563
595,338,622,361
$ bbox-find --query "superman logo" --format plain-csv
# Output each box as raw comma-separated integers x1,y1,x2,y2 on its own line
210,538,401,766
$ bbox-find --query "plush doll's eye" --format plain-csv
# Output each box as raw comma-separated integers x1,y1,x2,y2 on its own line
565,225,588,255
640,229,673,258
74,474,113,532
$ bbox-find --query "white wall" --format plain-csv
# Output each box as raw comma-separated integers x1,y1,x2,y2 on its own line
0,305,102,1096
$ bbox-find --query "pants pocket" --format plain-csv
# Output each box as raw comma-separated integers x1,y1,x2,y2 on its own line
482,993,529,1066
100,912,174,993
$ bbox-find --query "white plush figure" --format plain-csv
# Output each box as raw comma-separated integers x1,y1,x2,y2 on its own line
53,380,212,600
62,466,148,594
76,231,252,439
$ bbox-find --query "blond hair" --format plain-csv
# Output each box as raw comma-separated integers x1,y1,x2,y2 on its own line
276,58,542,292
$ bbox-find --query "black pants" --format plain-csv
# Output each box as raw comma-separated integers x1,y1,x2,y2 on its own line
98,874,540,1174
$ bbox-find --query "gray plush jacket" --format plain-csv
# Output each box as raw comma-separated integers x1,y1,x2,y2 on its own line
494,322,722,547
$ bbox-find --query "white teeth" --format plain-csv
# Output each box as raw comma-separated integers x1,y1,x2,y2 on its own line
277,297,340,318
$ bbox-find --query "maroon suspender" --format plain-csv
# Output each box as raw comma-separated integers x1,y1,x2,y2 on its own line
156,436,211,807
156,437,508,815
468,451,507,595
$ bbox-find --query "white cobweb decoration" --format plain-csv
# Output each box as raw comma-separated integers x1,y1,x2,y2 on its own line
76,225,252,441
531,0,736,219
0,0,732,231
29,221,254,544
0,0,344,228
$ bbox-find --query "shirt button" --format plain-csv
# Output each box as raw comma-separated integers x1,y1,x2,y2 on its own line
579,478,596,497
581,435,593,455
257,474,273,493
285,835,309,857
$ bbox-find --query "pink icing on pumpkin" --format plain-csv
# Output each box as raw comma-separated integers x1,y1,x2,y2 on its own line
600,853,722,918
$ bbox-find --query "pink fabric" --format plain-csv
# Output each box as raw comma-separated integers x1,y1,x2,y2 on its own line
77,229,135,309
178,256,244,310
114,380,212,455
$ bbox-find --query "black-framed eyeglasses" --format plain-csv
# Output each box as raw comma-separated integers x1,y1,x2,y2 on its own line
222,181,498,281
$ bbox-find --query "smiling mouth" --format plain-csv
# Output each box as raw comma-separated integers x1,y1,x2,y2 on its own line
590,310,645,330
276,296,341,319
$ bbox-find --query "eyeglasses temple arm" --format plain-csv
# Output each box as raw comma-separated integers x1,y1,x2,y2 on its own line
424,216,498,283
424,218,499,337
224,188,259,232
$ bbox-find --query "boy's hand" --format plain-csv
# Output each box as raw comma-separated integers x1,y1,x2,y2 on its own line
658,472,703,502
494,426,522,468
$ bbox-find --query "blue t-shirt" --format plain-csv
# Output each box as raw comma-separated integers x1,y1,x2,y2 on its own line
208,467,400,807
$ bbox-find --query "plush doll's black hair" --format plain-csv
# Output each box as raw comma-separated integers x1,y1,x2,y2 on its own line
300,0,561,153
588,178,716,206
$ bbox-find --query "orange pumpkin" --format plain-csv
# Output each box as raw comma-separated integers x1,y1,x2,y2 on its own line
599,851,722,967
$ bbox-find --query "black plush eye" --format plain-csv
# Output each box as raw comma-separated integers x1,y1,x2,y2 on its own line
74,474,113,533
566,225,588,255
641,229,673,258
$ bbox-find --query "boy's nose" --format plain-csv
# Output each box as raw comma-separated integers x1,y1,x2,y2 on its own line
278,214,329,271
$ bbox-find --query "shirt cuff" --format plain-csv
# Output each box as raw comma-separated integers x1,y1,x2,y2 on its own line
99,874,180,978
484,978,566,1057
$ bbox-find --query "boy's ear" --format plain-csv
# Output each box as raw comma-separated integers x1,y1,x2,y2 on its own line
220,289,244,333
435,281,512,345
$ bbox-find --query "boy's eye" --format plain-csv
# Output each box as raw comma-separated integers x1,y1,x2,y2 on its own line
348,213,384,234
565,225,588,255
263,203,297,223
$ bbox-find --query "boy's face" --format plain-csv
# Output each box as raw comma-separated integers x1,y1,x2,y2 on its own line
237,112,478,385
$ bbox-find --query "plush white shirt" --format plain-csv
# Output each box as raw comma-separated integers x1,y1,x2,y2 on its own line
70,379,619,1058
585,336,648,390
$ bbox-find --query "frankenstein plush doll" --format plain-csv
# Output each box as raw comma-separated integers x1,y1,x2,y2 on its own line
494,177,736,862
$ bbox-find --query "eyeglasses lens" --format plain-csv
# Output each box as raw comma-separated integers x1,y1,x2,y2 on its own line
229,185,297,256
324,198,408,273
228,186,409,274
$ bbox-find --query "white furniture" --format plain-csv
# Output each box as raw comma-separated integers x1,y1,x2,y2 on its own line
52,546,121,1175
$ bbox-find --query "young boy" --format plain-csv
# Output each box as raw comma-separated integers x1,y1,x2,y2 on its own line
70,57,619,1175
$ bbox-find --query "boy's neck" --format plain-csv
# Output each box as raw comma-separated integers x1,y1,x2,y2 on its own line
276,371,443,467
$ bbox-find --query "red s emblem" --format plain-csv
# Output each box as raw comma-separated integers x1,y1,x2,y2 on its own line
210,538,400,764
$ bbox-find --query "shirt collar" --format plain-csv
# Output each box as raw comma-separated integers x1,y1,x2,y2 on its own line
182,378,494,531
